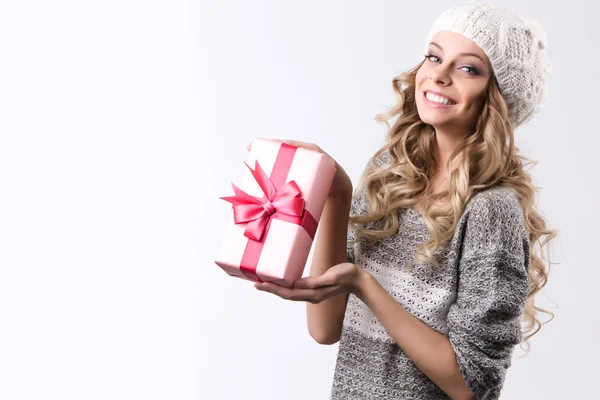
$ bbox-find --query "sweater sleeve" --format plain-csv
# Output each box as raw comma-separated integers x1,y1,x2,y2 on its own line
446,190,531,400
346,154,381,264
346,192,365,264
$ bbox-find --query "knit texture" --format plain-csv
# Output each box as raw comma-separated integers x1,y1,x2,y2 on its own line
423,1,552,127
330,153,530,399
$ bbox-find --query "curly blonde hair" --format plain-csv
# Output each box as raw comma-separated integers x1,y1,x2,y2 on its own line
349,58,558,355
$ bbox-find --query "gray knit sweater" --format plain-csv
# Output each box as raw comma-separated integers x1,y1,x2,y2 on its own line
331,155,530,400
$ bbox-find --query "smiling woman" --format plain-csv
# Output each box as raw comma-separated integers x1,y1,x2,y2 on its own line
414,30,494,157
416,31,492,129
252,1,556,399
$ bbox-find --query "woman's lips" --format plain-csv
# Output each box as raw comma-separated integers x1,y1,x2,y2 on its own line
423,91,456,108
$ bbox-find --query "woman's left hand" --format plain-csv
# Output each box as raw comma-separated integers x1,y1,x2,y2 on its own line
254,262,368,303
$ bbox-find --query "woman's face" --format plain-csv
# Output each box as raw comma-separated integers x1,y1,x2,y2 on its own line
415,31,493,135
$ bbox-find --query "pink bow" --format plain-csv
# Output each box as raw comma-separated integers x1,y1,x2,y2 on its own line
220,160,306,242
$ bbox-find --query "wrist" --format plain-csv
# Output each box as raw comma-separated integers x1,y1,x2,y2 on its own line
353,264,373,299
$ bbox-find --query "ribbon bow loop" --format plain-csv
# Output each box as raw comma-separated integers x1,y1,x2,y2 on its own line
220,160,305,241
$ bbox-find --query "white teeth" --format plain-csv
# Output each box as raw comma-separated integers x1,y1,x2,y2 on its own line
426,92,455,105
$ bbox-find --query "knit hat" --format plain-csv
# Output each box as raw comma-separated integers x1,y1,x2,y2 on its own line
423,1,551,127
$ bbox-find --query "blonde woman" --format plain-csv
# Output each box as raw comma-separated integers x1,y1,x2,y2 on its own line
253,1,556,399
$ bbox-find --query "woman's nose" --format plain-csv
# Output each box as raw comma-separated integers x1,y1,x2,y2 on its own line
429,66,451,85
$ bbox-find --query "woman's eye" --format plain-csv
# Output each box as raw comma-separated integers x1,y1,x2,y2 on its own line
425,54,479,76
460,66,478,75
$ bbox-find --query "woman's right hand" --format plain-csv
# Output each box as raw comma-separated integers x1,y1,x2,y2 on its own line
247,138,353,200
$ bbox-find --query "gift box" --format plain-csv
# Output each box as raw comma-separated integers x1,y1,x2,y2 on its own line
214,138,336,287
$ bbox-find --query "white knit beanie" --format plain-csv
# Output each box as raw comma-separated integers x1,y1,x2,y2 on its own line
423,1,552,128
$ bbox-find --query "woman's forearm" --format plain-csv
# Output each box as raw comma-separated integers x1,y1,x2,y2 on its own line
305,191,353,344
355,269,475,400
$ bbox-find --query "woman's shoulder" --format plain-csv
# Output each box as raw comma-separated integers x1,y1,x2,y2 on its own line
464,185,523,220
378,148,394,164
361,148,394,170
460,185,528,255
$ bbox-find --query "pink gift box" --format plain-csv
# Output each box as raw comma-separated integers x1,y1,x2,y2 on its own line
215,138,336,287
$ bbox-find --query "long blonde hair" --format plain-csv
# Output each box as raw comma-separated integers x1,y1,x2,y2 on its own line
349,58,557,355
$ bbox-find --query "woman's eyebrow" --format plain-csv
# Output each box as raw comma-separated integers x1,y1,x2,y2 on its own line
429,41,486,64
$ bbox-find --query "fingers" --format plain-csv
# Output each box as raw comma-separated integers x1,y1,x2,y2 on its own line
303,285,342,304
245,138,328,157
292,275,338,289
256,282,341,304
272,139,322,153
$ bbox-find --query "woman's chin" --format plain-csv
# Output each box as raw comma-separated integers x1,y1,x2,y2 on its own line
418,115,451,127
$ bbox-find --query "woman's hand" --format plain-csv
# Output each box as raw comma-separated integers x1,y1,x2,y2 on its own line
247,138,353,199
254,262,369,303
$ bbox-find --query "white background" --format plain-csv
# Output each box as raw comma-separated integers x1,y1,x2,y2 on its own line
0,0,597,399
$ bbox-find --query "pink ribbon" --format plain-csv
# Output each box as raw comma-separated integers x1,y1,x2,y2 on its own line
220,160,306,242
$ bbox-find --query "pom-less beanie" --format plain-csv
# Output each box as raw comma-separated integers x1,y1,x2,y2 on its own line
423,1,552,127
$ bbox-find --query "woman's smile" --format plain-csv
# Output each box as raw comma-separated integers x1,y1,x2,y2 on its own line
423,91,457,108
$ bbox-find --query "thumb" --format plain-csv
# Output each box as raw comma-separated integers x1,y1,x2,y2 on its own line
293,273,338,289
292,276,320,289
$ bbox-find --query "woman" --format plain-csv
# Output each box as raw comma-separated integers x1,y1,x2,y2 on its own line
253,1,556,399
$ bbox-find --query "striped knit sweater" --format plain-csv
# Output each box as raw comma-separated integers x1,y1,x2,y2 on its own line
331,155,530,400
